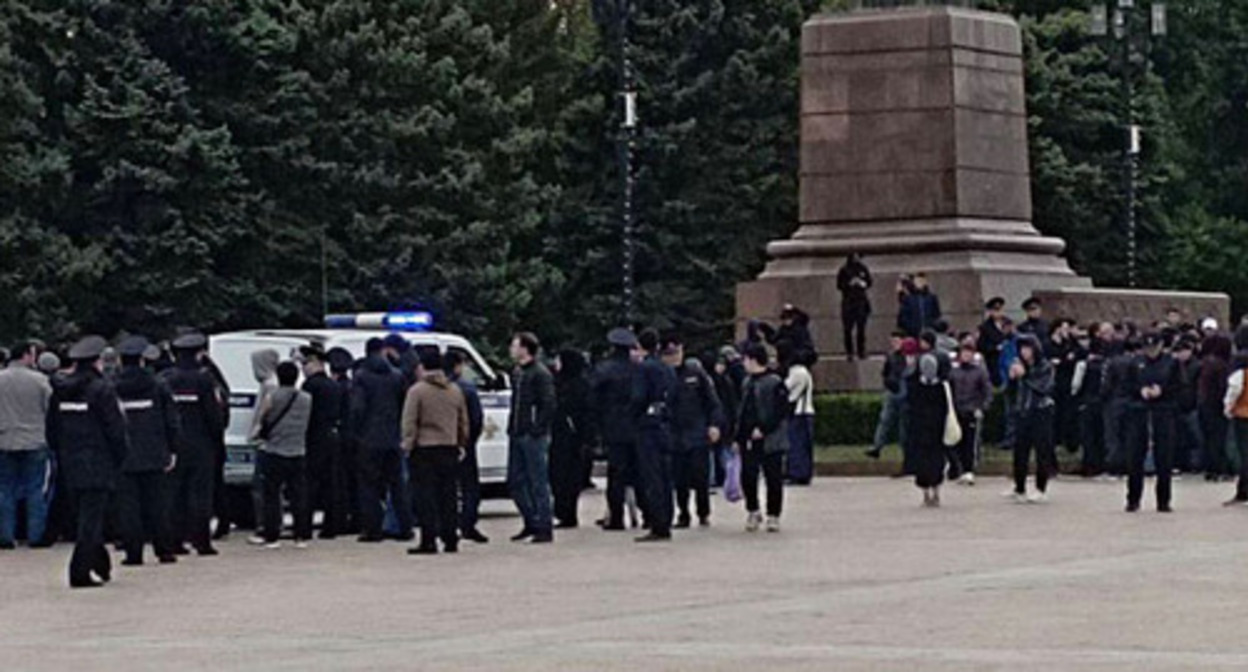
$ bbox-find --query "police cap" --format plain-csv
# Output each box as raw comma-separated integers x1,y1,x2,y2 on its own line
172,332,208,351
327,347,354,372
299,344,328,363
1022,297,1042,311
607,328,638,348
985,297,1006,310
117,335,151,358
68,335,108,361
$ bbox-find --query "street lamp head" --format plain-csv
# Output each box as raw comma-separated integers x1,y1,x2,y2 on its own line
1090,5,1109,37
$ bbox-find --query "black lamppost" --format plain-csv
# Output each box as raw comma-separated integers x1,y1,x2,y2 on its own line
593,0,637,324
1091,1,1167,288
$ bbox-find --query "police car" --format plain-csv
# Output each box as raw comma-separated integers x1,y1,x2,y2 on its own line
209,312,512,494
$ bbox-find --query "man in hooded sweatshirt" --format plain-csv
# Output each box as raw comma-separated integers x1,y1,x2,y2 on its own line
160,333,225,556
352,338,411,542
240,348,279,543
1007,334,1056,504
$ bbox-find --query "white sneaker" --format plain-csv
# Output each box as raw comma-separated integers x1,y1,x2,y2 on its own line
745,512,762,532
294,540,309,550
765,516,781,533
247,535,267,546
1011,492,1029,505
263,541,281,550
958,473,976,486
1027,491,1049,504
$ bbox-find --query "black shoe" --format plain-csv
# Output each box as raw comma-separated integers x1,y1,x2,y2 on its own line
601,523,626,532
212,524,231,541
530,531,553,544
673,516,691,529
1158,504,1174,513
28,538,54,549
121,557,143,567
70,577,103,589
863,449,881,460
1126,502,1140,513
357,534,384,543
443,543,459,554
462,529,490,544
554,520,578,529
386,532,415,542
157,555,178,565
698,516,710,527
635,532,672,543
196,545,219,557
407,546,438,555
94,568,111,584
172,545,191,556
510,528,535,542
317,532,338,540
0,540,15,550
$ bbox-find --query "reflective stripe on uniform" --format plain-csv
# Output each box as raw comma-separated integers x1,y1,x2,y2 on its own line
172,394,199,404
122,399,155,411
58,402,89,412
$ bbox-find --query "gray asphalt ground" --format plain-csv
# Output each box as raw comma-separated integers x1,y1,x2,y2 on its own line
4,476,1248,671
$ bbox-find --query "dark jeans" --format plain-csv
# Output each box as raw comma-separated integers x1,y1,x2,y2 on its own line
119,471,174,561
1125,407,1175,508
842,310,868,359
411,447,459,549
1080,402,1105,475
742,446,784,517
70,489,110,585
636,432,673,535
508,435,553,533
358,447,411,538
1175,410,1203,473
457,443,481,533
170,456,213,550
1014,408,1056,494
871,392,907,455
0,448,51,545
261,453,310,543
605,440,640,528
306,434,344,537
1103,397,1128,474
1201,408,1232,477
672,446,710,521
1234,419,1248,501
550,434,584,526
787,416,815,484
948,412,979,478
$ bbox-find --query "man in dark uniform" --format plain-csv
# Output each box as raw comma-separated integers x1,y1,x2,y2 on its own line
445,350,487,543
662,335,723,528
1018,298,1052,356
47,336,128,588
114,337,180,566
633,329,678,543
300,346,345,539
327,347,359,534
352,338,412,542
160,333,225,556
1124,332,1181,513
592,328,643,531
977,297,1008,388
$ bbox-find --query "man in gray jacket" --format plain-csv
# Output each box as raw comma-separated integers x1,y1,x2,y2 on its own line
948,342,993,485
250,361,312,549
0,340,54,549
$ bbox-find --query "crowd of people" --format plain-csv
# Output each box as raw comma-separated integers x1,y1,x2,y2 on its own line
0,321,817,589
866,285,1248,514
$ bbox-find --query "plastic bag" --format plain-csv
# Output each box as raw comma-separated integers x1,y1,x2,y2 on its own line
724,451,743,503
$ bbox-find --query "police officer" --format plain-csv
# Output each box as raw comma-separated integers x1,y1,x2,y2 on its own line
300,345,344,539
47,336,128,588
592,328,643,531
1124,332,1180,513
327,347,360,534
633,329,678,543
161,332,225,555
662,335,723,528
114,336,181,566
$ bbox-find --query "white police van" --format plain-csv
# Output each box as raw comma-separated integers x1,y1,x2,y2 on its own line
209,312,512,495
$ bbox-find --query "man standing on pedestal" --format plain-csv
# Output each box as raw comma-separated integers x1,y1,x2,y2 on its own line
837,253,873,361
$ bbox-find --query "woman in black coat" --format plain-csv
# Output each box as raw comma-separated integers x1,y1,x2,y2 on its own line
551,349,593,528
908,354,950,507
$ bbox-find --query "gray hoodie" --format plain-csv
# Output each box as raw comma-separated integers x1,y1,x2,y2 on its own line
247,349,280,438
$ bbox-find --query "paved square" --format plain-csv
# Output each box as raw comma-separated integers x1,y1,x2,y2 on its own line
3,477,1248,671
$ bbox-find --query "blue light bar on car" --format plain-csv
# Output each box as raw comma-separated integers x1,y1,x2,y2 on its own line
324,312,434,332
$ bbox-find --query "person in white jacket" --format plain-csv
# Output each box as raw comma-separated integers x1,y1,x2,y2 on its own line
783,346,816,485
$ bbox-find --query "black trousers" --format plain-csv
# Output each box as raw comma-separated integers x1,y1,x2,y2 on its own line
70,489,110,585
358,447,411,538
606,440,640,528
1126,407,1175,508
742,446,784,517
636,433,673,535
672,446,710,521
411,447,459,549
948,412,979,479
119,471,173,561
261,454,310,543
1080,402,1105,475
457,444,481,533
340,438,361,534
1014,408,1056,494
170,456,213,550
306,434,345,537
842,309,868,359
1201,407,1232,477
550,434,584,526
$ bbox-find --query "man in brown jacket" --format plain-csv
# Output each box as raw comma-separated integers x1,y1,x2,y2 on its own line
402,351,469,555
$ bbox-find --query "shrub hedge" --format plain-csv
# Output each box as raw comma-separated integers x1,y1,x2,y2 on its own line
813,392,1007,446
